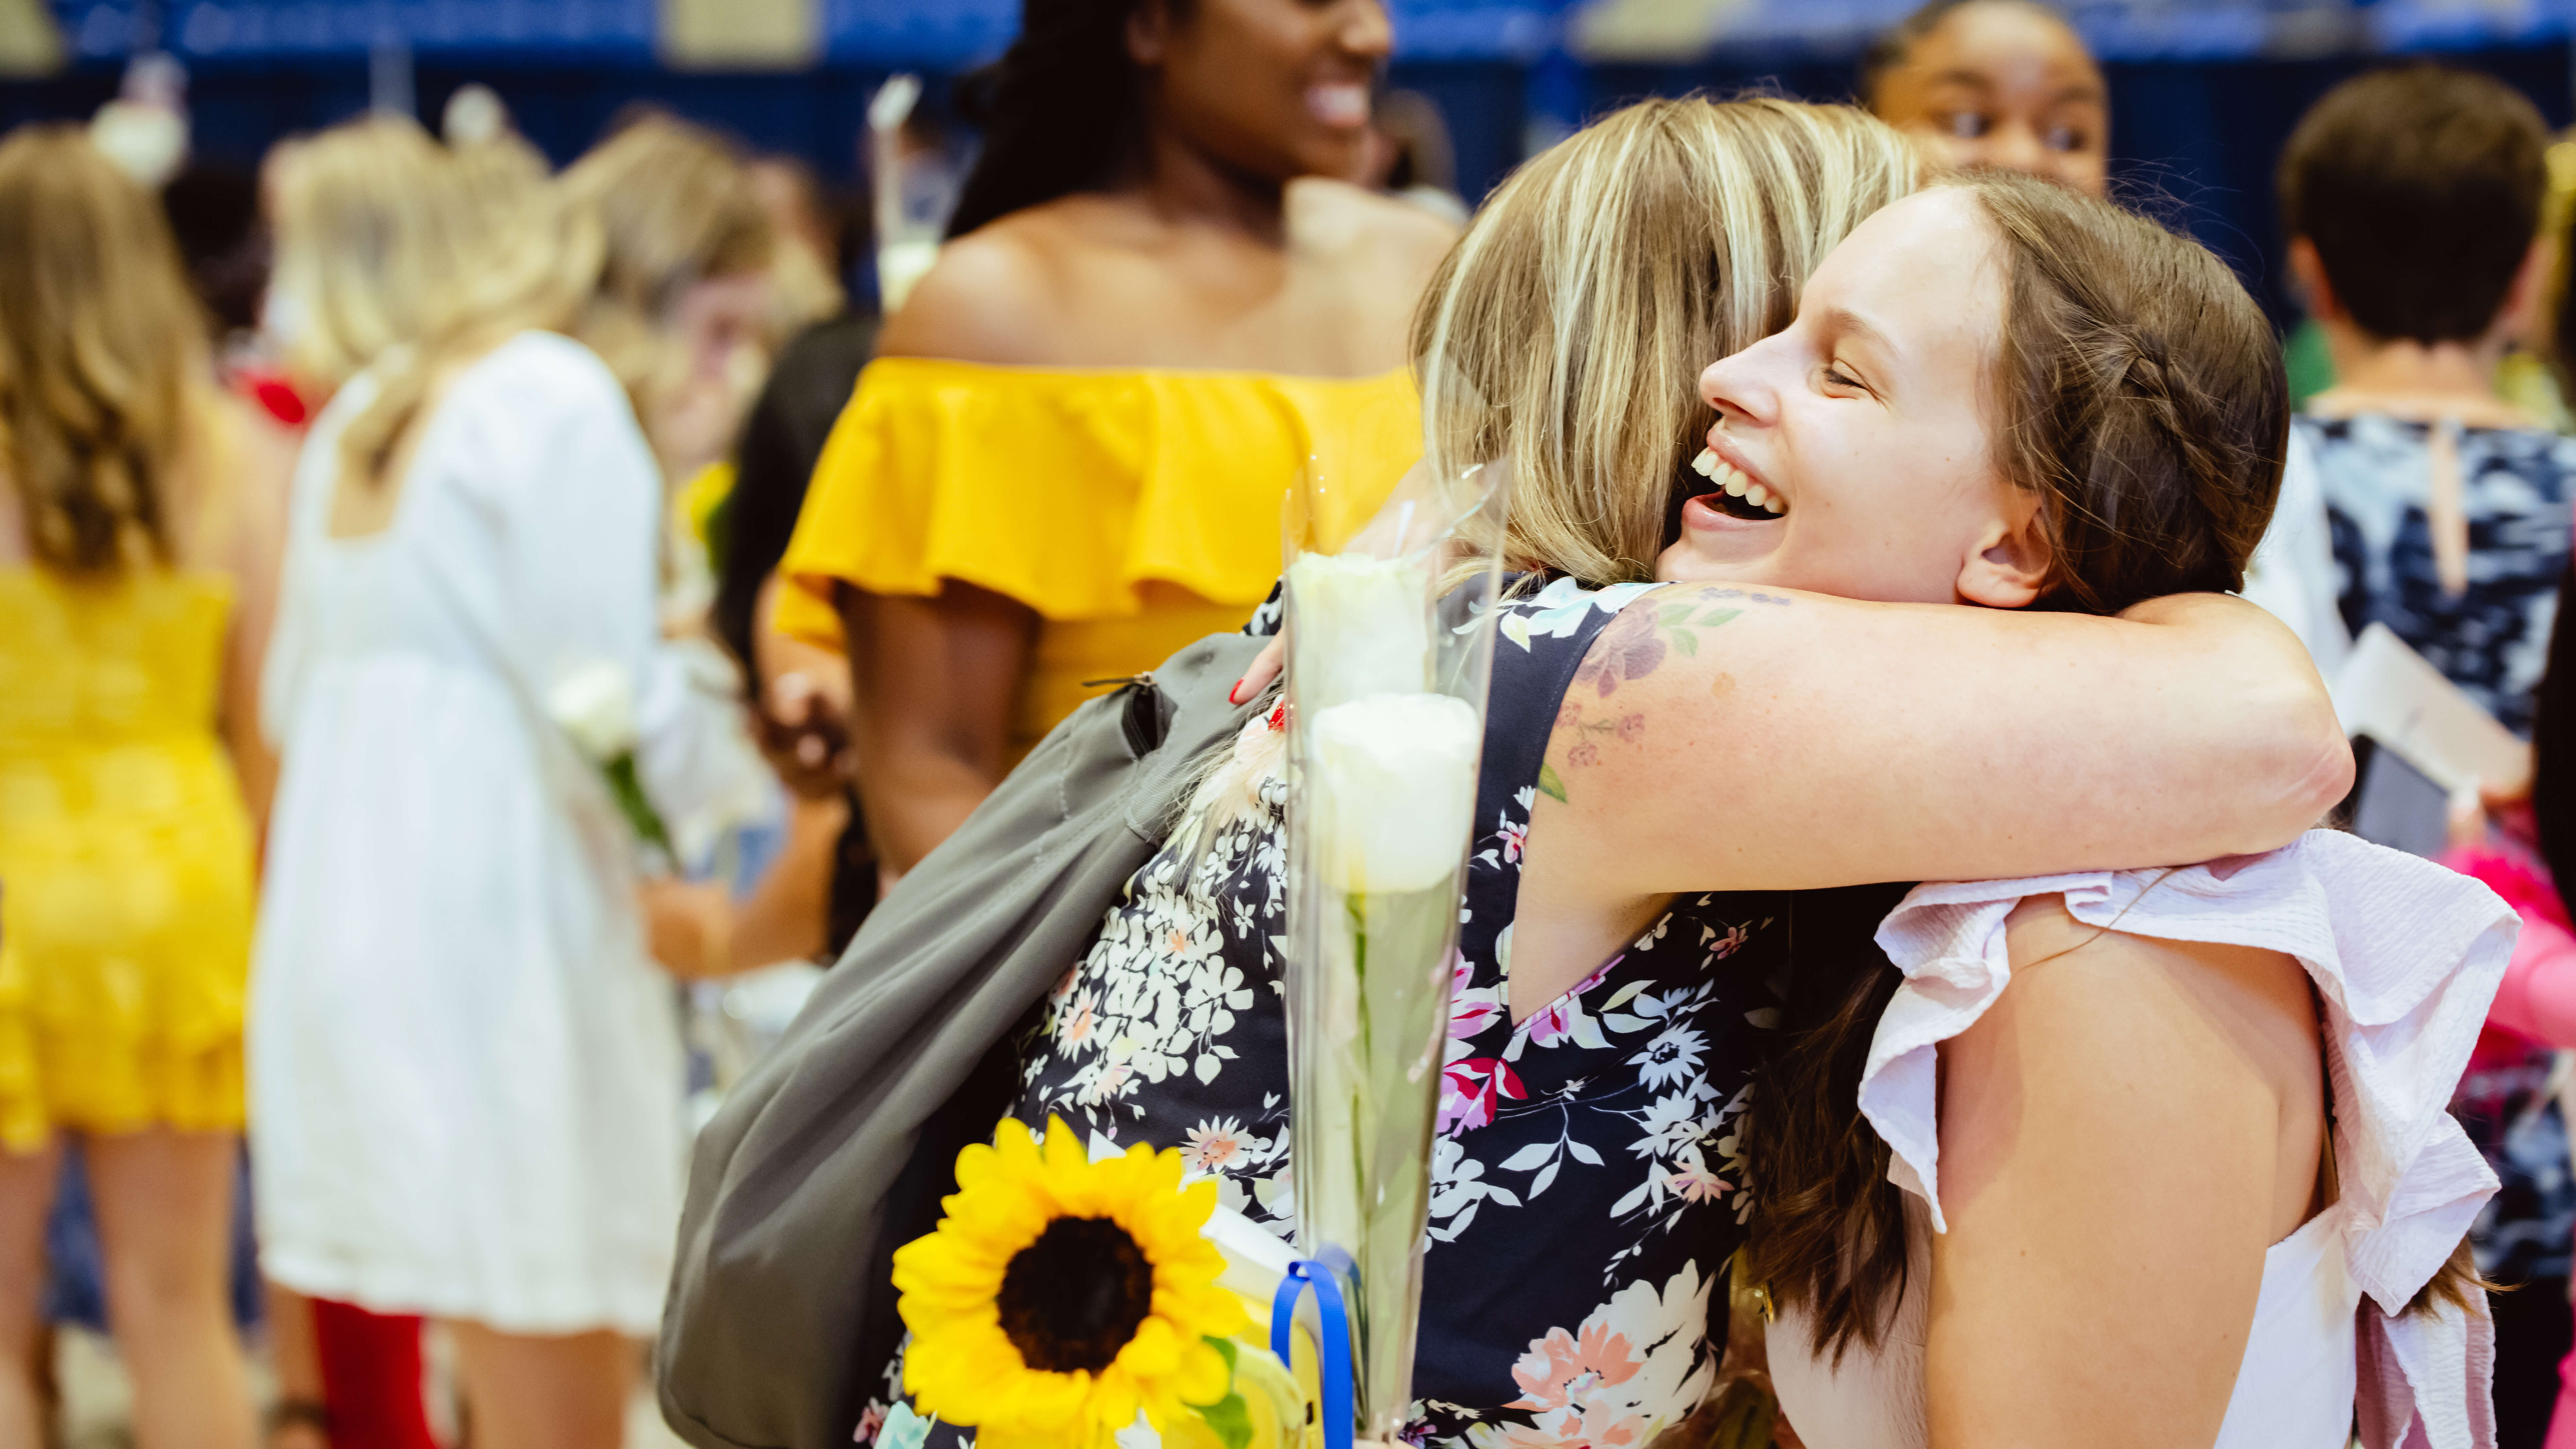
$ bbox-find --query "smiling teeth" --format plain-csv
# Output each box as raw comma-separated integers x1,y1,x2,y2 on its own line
1690,448,1785,515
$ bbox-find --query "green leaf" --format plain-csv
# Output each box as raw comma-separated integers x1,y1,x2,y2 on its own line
1197,1391,1254,1449
1537,761,1568,802
1669,628,1698,656
1193,1339,1253,1449
1658,603,1695,627
1698,607,1742,628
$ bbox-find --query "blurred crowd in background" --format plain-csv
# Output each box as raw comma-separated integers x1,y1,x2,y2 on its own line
16,0,2576,1446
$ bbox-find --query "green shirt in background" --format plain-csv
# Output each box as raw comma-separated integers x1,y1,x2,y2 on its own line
2281,313,2571,433
2285,316,2337,410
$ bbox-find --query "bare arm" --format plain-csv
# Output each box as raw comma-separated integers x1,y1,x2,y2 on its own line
1923,897,2324,1449
211,399,295,844
1539,584,2349,896
641,790,849,977
838,580,1035,875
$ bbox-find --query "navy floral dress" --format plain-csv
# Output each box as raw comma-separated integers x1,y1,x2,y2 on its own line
2309,412,2576,735
2307,413,2576,1294
864,577,1790,1449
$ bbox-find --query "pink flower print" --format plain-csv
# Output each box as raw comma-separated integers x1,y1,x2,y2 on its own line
1566,741,1600,768
1555,702,1582,729
1495,817,1529,864
1524,999,1577,1048
1506,1320,1644,1412
1522,960,1618,1049
855,1402,888,1444
1614,713,1645,744
1667,1164,1732,1204
1475,1409,1646,1449
1438,1056,1525,1136
1448,960,1504,1044
1185,1117,1250,1174
1704,922,1750,963
1060,992,1099,1048
1570,609,1667,699
1569,1404,1649,1449
1084,1059,1133,1105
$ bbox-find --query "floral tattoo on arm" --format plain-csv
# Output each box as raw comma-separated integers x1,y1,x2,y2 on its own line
1536,587,1788,802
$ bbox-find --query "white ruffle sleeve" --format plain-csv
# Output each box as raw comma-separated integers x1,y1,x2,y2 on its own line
1857,830,2517,1449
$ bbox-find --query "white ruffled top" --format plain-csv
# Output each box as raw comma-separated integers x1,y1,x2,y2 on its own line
1768,830,2517,1449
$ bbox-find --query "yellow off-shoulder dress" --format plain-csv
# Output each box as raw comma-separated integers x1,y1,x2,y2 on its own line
0,566,254,1150
777,358,1421,759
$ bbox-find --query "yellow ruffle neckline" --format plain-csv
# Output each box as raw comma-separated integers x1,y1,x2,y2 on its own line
774,357,1420,646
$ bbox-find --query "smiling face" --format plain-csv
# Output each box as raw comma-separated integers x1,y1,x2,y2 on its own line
1133,0,1393,184
1658,188,2048,606
1872,0,2109,198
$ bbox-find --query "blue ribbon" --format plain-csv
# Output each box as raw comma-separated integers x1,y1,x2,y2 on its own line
1269,1258,1354,1449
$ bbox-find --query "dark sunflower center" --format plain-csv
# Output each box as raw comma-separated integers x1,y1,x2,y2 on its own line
996,1216,1155,1374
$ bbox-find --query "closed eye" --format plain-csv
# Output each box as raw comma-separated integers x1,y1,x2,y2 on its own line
1823,363,1871,394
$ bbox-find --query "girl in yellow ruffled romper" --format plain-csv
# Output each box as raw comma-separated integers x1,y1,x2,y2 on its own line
775,0,1457,878
0,127,287,1449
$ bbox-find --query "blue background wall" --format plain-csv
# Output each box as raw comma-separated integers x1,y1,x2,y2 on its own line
6,0,2574,328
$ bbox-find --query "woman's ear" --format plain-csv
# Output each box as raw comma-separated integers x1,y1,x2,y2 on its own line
2492,234,2556,349
1127,0,1173,65
2286,238,2339,325
1957,492,2051,608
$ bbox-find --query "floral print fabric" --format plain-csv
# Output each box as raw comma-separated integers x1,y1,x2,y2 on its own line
2308,412,2576,736
865,576,1788,1449
2307,412,2576,1287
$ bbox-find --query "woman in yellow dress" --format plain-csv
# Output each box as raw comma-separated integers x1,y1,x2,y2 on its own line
777,0,1457,877
0,127,288,1448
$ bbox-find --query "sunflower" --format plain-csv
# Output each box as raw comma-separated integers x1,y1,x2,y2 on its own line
892,1117,1252,1449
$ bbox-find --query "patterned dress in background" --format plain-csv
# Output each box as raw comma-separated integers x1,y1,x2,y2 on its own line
866,576,1792,1449
2311,412,2576,734
2309,408,2576,1291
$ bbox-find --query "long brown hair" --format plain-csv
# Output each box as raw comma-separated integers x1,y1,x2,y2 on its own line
0,125,210,574
1743,174,2344,1359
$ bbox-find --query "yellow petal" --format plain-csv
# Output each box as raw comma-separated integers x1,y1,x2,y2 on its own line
1173,1340,1232,1406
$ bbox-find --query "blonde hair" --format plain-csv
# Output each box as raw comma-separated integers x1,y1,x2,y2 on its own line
268,116,537,391
338,113,771,491
555,114,773,414
1414,96,1920,584
0,124,210,574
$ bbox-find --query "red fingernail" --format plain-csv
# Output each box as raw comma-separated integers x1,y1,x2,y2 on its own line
1228,675,1247,705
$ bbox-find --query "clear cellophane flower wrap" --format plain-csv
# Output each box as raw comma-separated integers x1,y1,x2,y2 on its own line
1280,456,1512,1441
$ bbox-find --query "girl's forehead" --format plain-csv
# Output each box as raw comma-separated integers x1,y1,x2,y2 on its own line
1819,190,1997,301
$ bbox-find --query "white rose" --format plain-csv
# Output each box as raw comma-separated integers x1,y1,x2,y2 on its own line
547,659,639,759
1286,551,1432,712
1309,692,1481,895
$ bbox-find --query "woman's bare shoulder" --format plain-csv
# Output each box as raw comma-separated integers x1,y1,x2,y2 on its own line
175,388,296,572
1977,892,2324,1182
1286,178,1457,254
2000,893,2314,1015
1284,177,1458,287
875,211,1074,367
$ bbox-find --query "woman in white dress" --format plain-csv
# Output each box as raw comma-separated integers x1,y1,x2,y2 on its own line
253,120,774,1447
1681,178,2511,1445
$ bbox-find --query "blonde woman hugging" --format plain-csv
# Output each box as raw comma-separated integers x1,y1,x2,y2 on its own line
718,90,2514,1449
1217,115,2503,1447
